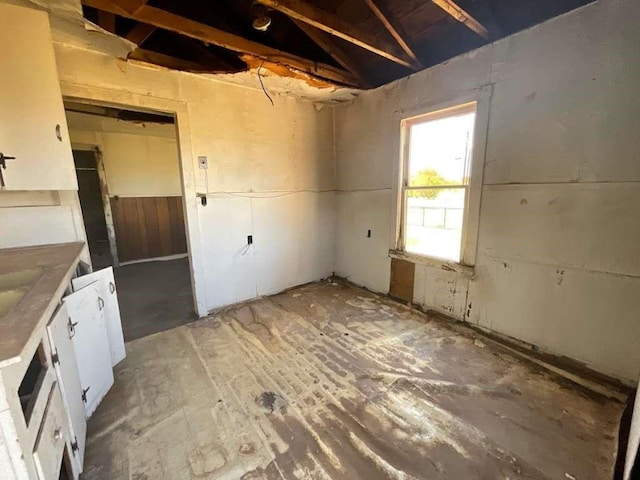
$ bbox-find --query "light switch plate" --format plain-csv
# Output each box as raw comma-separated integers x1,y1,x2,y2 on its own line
198,156,208,169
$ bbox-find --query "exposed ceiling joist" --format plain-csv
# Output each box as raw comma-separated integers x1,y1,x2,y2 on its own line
108,0,148,15
125,22,155,45
362,0,421,68
431,0,490,39
183,38,243,72
97,10,115,33
292,20,368,86
81,0,359,86
257,0,418,70
128,48,227,73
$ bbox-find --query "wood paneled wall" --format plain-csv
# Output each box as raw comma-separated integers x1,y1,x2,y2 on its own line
110,196,187,262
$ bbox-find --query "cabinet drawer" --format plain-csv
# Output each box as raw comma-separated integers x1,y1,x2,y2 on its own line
33,383,66,480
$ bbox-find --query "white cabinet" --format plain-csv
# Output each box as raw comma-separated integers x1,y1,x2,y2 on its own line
47,304,87,471
0,239,123,480
63,283,114,418
72,268,126,367
0,3,77,191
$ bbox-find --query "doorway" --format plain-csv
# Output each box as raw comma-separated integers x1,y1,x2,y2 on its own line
66,102,196,340
73,149,112,269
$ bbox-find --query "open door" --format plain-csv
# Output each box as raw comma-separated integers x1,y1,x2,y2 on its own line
47,303,87,472
72,267,126,366
62,282,114,417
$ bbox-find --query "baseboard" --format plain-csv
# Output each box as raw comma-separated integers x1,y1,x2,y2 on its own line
330,275,633,402
118,253,188,266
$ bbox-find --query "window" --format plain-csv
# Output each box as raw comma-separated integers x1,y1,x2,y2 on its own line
399,102,477,264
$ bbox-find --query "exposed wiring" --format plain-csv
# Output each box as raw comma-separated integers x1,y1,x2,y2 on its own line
239,244,251,256
258,61,274,106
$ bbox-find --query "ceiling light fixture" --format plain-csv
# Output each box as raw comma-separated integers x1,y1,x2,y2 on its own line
251,2,272,32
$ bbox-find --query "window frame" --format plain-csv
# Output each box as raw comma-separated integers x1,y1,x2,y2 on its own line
391,87,491,276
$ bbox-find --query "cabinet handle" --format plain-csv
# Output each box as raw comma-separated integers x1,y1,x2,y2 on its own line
0,152,16,169
55,124,62,142
67,317,78,338
0,153,15,188
53,427,62,441
109,281,115,294
98,296,105,311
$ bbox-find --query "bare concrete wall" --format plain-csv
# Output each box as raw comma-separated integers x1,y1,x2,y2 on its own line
334,0,640,382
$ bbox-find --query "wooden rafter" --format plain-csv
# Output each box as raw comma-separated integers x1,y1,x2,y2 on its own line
257,0,417,70
129,49,217,72
431,0,490,39
97,10,115,33
292,20,368,86
181,37,243,71
81,0,359,86
363,0,421,68
125,22,155,45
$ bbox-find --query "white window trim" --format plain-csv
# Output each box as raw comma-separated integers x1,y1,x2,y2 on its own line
391,85,492,276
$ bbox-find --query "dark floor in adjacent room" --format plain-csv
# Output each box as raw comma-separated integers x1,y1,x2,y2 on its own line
114,257,195,341
81,281,625,480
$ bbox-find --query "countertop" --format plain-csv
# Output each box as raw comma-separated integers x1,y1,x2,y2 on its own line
0,242,84,368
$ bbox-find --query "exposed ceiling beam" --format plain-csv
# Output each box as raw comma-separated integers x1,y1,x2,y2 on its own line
108,0,148,15
82,0,359,86
292,20,368,87
257,0,417,70
182,38,244,72
125,22,156,45
362,0,421,68
431,0,490,39
128,49,224,73
97,10,115,33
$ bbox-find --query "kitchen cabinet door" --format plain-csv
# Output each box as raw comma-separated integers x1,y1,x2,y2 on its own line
63,282,114,418
72,267,126,367
0,4,77,190
47,303,87,472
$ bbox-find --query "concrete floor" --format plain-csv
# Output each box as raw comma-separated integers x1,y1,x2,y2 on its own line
114,258,195,341
81,281,624,480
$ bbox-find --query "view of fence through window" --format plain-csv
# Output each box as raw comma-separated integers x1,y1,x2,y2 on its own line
403,104,476,262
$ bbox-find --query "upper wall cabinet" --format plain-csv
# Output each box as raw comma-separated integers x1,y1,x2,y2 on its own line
0,4,77,191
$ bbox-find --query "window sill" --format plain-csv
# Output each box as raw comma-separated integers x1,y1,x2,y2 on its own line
388,249,475,278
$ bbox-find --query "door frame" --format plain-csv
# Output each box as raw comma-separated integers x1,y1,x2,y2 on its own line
61,83,207,317
71,145,119,267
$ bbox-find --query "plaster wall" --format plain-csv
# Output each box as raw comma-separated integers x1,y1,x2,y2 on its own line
0,0,336,314
55,41,336,313
334,0,640,382
68,112,182,197
2,0,639,384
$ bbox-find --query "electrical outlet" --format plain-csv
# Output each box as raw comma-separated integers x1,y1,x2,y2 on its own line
198,155,208,169
248,235,253,245
367,229,371,238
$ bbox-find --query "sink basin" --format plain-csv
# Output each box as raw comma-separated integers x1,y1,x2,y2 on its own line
0,267,44,318
0,267,44,291
0,288,29,318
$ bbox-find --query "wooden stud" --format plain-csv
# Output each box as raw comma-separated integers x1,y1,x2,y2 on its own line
257,0,417,69
82,0,359,86
125,22,156,45
362,0,421,69
430,0,490,39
